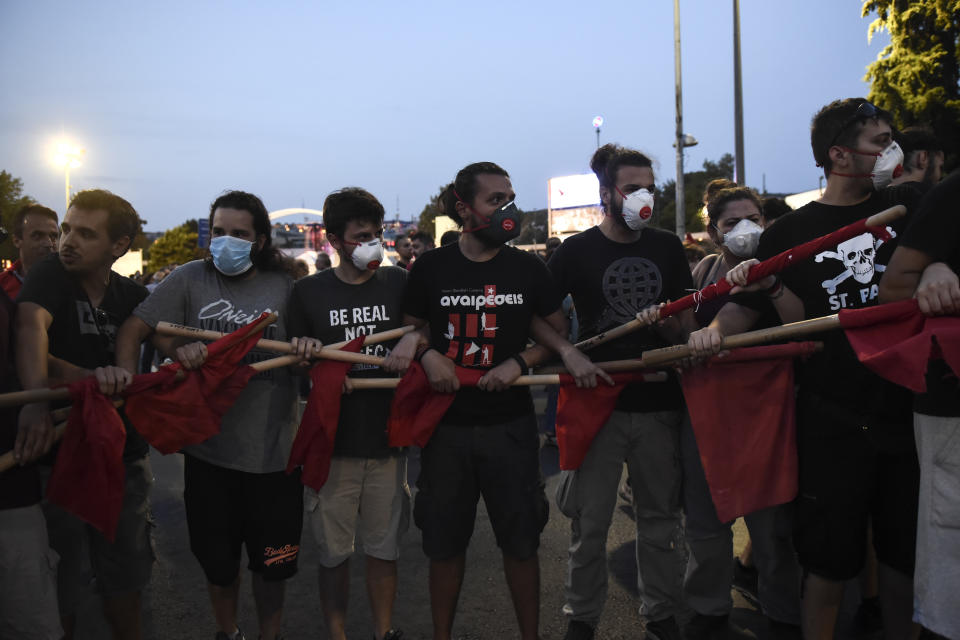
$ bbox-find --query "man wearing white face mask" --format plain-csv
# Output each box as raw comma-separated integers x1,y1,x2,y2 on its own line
112,190,302,640
688,98,925,640
286,188,409,640
548,144,699,640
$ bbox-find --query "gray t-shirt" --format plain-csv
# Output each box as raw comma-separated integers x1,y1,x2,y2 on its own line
134,260,298,473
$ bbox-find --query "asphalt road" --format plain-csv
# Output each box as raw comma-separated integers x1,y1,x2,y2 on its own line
69,392,867,640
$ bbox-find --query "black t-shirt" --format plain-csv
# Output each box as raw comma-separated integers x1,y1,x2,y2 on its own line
899,170,960,416
402,243,563,425
17,253,150,460
739,186,922,432
287,266,407,457
0,289,40,510
548,226,693,412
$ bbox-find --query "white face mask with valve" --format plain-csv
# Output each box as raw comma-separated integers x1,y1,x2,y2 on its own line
722,219,763,258
346,239,384,271
618,188,655,230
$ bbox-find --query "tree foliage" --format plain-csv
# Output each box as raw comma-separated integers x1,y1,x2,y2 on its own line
147,222,200,272
654,153,735,234
0,170,37,262
862,0,960,163
417,186,446,238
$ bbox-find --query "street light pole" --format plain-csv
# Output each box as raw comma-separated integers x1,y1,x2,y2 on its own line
593,116,604,149
53,141,84,215
733,0,745,185
674,0,686,238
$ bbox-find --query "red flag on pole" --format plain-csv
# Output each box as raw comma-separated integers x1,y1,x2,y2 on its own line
287,337,365,490
659,218,892,319
46,377,127,540
839,299,960,392
681,342,818,522
555,372,655,470
387,363,483,448
124,313,270,454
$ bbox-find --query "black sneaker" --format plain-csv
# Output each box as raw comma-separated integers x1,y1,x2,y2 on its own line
215,628,246,640
683,613,756,640
645,616,682,640
851,596,883,638
380,630,404,640
564,619,595,640
731,558,759,603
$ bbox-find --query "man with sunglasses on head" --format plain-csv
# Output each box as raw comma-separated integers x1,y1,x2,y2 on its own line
688,98,923,639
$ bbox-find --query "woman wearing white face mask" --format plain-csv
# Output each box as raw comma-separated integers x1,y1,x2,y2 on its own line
680,188,804,635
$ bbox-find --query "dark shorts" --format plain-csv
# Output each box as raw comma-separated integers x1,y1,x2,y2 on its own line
793,396,919,581
183,454,303,586
414,414,548,561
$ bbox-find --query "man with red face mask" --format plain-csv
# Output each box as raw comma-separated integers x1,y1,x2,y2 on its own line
689,98,924,639
395,161,609,640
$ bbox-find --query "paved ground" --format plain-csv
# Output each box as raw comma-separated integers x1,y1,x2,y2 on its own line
70,391,867,639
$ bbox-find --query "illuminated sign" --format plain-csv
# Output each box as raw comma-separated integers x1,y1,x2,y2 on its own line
548,173,601,210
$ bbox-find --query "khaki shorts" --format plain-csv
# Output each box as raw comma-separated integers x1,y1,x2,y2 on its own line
304,455,410,567
42,455,155,615
0,505,63,640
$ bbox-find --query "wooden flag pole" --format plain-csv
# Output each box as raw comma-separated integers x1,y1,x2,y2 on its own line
155,322,412,366
575,205,905,352
0,400,124,473
348,370,669,390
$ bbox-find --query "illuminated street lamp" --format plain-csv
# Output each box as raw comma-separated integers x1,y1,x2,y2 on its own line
592,116,604,149
52,141,84,214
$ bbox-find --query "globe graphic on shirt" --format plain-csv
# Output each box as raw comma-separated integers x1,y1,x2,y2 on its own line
601,257,663,323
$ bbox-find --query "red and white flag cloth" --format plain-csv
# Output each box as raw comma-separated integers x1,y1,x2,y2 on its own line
681,342,819,523
286,337,365,491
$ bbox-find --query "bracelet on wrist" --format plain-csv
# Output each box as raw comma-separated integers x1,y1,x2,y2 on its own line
510,353,528,373
414,346,434,362
762,277,782,297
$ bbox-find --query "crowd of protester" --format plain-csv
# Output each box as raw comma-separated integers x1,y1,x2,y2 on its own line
0,96,957,640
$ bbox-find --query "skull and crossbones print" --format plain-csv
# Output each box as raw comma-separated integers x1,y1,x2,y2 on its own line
814,227,896,294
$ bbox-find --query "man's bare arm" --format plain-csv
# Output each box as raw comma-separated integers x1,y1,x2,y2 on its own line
14,302,56,464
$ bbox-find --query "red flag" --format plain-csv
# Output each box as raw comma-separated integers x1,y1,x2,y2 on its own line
387,363,483,448
659,218,891,319
124,314,268,454
555,373,649,470
839,299,960,393
46,377,127,540
681,342,819,522
287,337,365,490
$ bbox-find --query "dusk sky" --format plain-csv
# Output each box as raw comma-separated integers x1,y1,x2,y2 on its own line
1,1,890,231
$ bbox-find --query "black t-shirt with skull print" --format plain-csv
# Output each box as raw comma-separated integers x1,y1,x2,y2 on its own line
743,185,922,430
548,225,693,412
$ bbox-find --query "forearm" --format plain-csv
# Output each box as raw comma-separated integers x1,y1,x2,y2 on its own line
527,313,574,366
116,316,154,373
47,356,92,386
770,286,805,324
711,301,761,336
15,315,50,391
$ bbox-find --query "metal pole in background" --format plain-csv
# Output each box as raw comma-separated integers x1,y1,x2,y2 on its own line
733,0,745,185
674,0,686,238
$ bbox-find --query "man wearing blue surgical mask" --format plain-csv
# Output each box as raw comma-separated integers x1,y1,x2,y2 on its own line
108,190,302,640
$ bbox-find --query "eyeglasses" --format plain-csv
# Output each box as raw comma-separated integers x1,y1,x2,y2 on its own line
829,101,880,148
